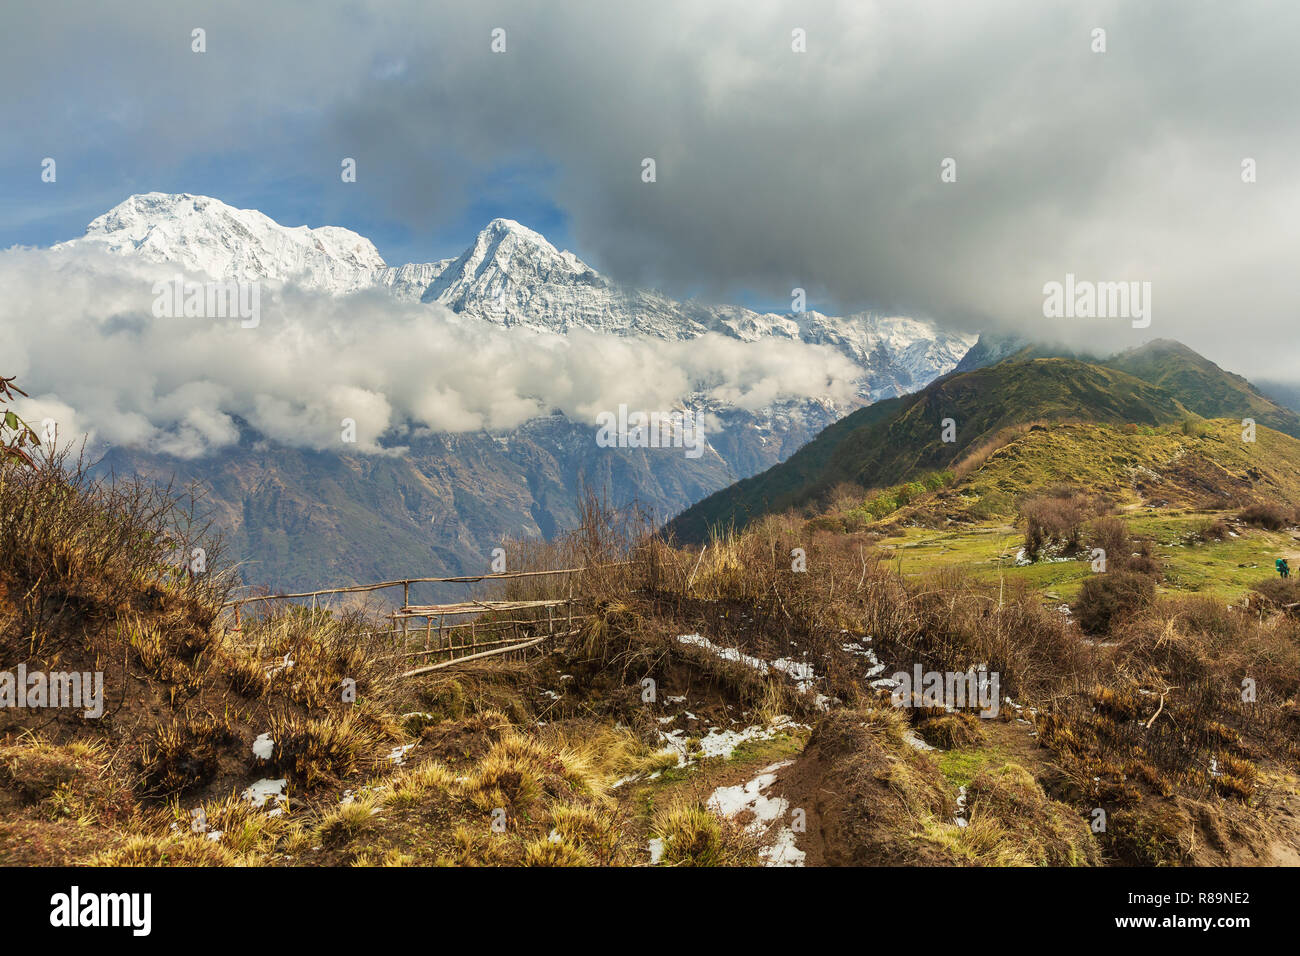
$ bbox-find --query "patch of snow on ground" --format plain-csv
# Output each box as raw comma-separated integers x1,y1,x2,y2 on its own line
251,733,274,760
708,767,784,817
771,657,815,692
841,639,887,678
677,633,771,675
658,716,806,766
647,837,665,865
677,632,838,706
904,729,937,752
241,777,287,808
762,826,805,866
706,760,805,867
386,744,415,765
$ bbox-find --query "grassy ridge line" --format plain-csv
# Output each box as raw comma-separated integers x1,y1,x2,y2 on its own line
955,418,1300,515
669,357,1196,541
1104,339,1300,438
670,335,1300,542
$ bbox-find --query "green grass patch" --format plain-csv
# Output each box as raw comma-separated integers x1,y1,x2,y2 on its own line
871,509,1297,604
938,744,1012,788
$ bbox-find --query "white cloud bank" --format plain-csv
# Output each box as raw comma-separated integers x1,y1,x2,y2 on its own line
0,246,860,457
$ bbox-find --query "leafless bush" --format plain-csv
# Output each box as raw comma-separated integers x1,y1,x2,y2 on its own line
1020,487,1112,557
1239,502,1296,531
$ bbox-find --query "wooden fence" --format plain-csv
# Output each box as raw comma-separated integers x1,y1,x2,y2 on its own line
222,562,629,675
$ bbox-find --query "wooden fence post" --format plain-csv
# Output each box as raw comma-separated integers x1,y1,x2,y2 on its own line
401,581,410,649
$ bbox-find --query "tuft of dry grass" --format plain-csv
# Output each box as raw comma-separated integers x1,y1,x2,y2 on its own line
917,713,986,749
136,715,236,799
262,711,382,789
649,801,760,867
961,764,1099,866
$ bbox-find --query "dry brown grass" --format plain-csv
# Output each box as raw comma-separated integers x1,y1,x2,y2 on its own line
917,713,986,749
136,715,237,798
1239,502,1297,531
952,423,1037,480
3,455,1294,871
962,764,1100,866
649,801,761,867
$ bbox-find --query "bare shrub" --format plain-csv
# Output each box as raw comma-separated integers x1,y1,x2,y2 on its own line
1074,571,1155,635
1195,518,1231,541
1020,487,1113,557
1239,502,1295,531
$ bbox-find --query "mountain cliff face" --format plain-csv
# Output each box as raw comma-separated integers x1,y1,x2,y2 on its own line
56,193,977,589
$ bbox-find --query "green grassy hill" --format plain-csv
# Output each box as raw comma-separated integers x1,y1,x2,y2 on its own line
952,418,1300,513
833,417,1300,604
670,356,1194,541
1104,339,1300,438
669,340,1300,543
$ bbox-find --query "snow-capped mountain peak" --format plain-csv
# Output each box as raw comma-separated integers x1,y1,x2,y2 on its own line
421,216,602,322
64,192,387,293
55,193,977,398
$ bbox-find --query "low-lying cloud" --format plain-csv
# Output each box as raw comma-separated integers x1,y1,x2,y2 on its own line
0,246,860,457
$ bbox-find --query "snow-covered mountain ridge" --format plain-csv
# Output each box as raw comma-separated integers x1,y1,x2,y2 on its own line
60,193,975,402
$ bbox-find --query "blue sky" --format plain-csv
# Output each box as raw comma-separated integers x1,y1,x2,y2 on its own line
1,156,576,271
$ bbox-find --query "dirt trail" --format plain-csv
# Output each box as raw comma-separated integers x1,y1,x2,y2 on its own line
766,713,1055,867
1278,531,1300,565
758,749,829,867
1247,781,1300,865
710,697,1300,867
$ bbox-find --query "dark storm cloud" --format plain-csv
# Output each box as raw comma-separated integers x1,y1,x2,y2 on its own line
4,0,1298,377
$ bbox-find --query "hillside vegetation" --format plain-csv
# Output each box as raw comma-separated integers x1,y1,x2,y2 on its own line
671,340,1299,542
4,439,1300,867
1105,339,1300,438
